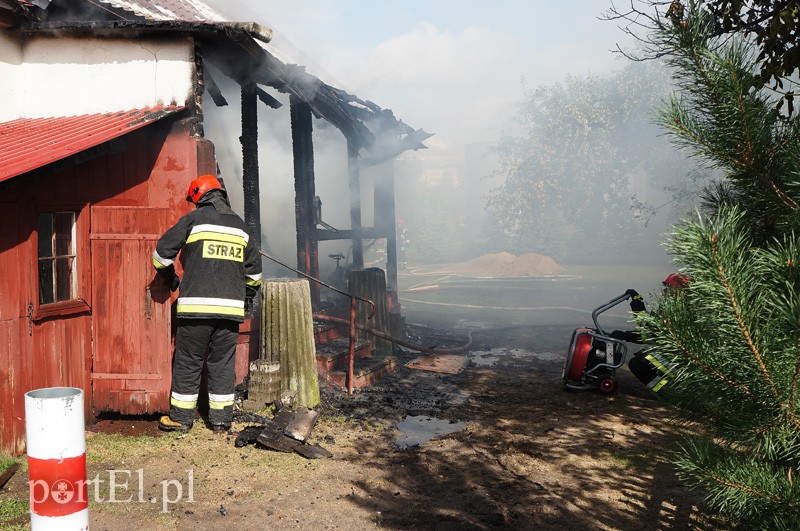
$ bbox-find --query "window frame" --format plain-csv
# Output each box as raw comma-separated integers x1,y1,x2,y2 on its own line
32,203,90,320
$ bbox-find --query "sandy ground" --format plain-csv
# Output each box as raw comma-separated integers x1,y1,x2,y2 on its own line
1,261,730,530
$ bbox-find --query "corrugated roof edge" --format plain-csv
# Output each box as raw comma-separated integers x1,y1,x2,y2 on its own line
94,0,227,23
0,105,185,183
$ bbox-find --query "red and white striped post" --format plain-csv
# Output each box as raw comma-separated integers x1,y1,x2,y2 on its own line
25,387,89,530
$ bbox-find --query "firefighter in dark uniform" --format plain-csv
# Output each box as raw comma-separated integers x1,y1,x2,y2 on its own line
152,174,262,433
624,273,690,393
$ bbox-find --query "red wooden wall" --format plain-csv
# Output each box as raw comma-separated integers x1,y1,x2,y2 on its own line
0,118,256,455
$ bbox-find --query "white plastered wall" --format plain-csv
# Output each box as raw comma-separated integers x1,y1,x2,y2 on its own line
0,32,24,116
0,31,195,122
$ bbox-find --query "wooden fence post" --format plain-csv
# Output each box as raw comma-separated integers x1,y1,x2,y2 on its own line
262,278,320,408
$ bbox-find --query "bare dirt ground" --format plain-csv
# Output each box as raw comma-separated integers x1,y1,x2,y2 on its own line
1,261,730,530
3,325,727,530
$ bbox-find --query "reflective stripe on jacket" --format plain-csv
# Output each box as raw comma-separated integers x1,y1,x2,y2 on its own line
152,204,262,321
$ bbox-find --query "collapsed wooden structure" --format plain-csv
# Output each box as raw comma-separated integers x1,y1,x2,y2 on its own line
0,0,430,454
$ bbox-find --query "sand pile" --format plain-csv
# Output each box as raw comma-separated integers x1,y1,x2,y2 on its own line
446,252,563,278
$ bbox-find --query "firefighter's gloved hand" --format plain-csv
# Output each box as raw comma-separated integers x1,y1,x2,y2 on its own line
610,330,643,343
170,272,180,292
244,297,254,318
610,330,629,340
626,289,646,312
158,265,180,292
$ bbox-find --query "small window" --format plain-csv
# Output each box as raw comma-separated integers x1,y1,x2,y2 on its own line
37,212,77,305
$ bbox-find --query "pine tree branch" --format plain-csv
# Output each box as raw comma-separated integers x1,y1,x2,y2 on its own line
729,73,798,212
668,15,800,213
730,59,755,168
663,319,754,396
790,333,800,415
706,471,783,504
669,117,749,169
709,231,779,399
765,178,799,210
687,39,716,100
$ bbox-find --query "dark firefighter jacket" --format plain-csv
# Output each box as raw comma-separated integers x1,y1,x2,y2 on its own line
151,198,262,322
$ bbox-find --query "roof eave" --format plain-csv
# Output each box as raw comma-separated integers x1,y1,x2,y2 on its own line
13,18,430,157
15,19,271,42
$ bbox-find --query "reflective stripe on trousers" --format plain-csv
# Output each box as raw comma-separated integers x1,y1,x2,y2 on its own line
169,318,239,425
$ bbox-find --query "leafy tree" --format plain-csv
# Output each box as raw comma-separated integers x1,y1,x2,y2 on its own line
605,0,800,113
486,61,695,261
627,1,800,526
706,0,800,112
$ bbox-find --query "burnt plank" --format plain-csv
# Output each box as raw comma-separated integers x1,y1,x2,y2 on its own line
256,431,300,453
268,409,295,431
293,444,332,460
284,406,320,442
234,425,263,448
0,462,19,489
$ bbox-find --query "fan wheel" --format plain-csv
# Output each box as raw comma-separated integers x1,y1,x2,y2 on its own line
598,376,617,394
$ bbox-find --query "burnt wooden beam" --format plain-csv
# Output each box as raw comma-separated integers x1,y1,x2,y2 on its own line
359,128,433,168
374,161,399,298
347,139,364,269
257,87,282,109
241,82,261,250
290,96,319,305
0,462,19,489
202,66,228,107
315,227,390,242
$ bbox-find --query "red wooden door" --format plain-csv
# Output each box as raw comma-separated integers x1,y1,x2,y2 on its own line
90,206,175,414
0,201,26,453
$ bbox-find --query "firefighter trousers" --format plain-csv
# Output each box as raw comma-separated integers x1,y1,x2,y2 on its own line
169,318,239,426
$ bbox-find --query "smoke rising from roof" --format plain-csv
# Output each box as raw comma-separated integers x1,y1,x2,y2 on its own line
201,0,696,281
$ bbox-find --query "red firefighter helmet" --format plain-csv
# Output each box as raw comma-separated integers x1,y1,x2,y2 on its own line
662,273,690,289
186,174,223,203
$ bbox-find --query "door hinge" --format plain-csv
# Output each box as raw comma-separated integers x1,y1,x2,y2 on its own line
26,303,34,336
144,287,152,320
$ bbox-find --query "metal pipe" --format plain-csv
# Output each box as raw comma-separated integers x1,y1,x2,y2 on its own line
591,292,632,333
258,249,374,319
257,251,474,388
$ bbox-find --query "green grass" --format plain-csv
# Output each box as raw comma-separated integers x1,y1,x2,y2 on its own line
86,432,173,464
0,453,17,472
0,497,29,530
0,454,29,530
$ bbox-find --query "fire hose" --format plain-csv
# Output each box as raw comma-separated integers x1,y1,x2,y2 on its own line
259,250,473,355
